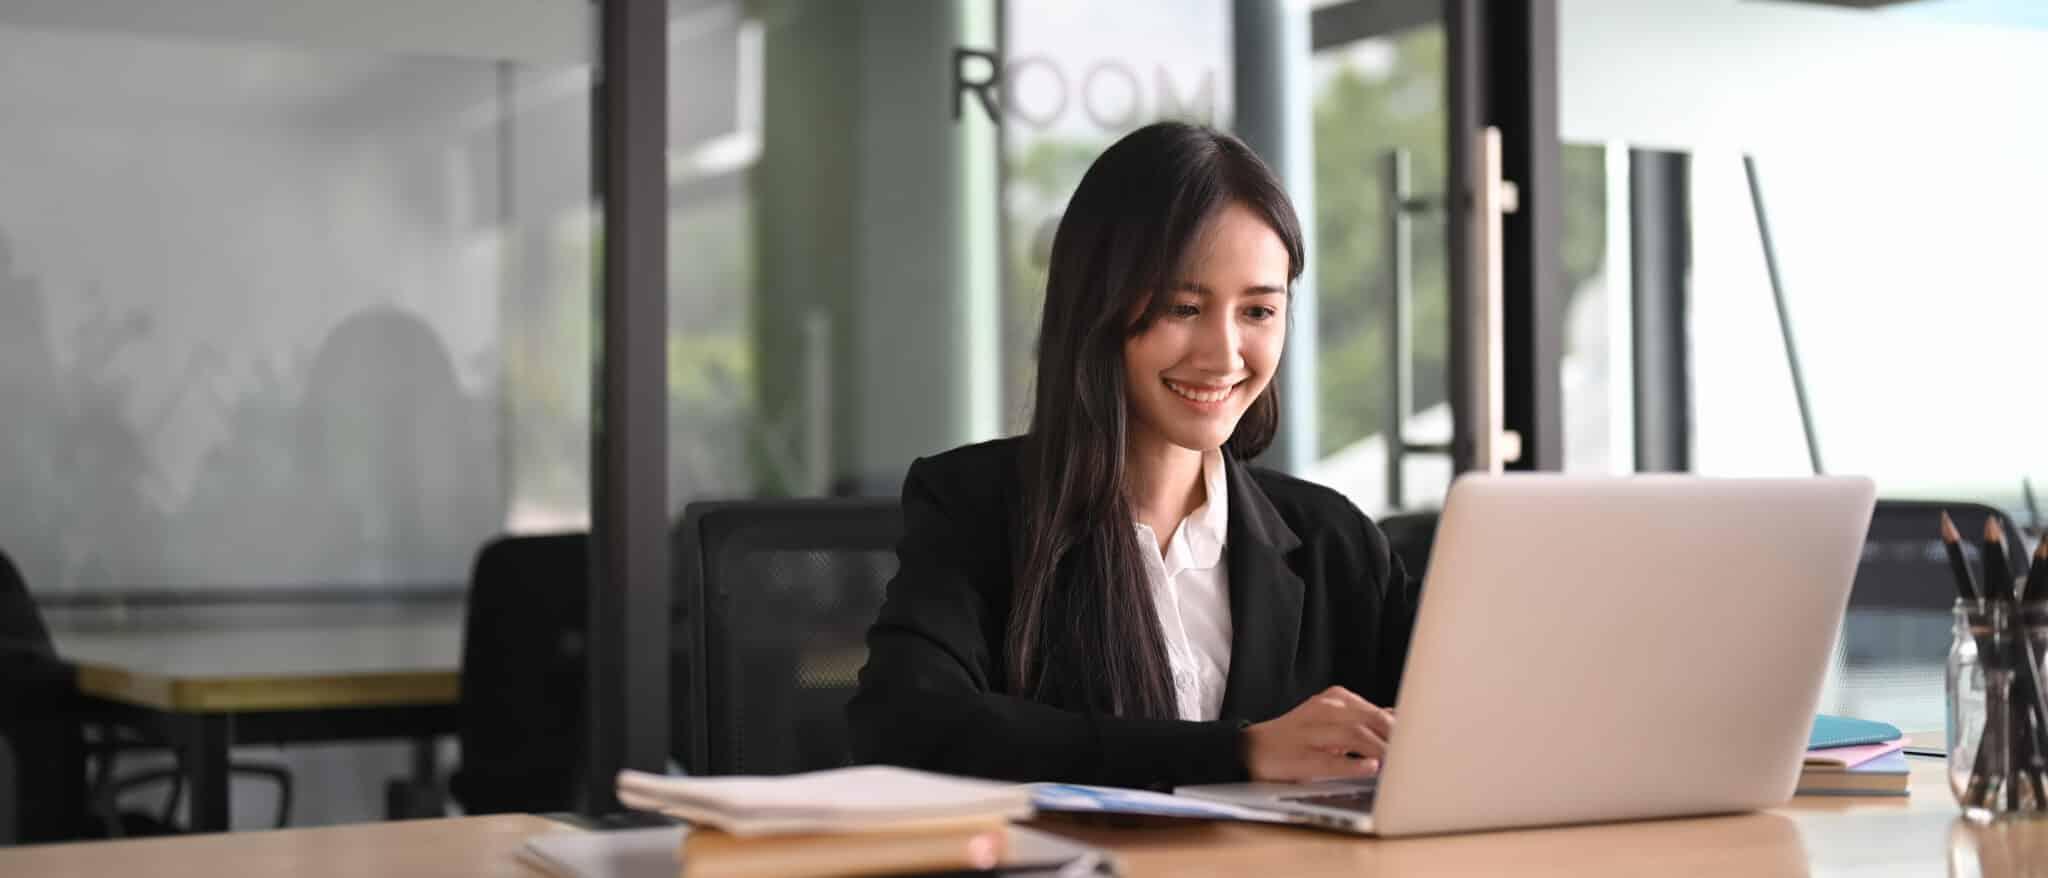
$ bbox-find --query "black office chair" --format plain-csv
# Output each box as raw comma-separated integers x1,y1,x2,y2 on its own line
447,533,590,815
1826,499,2036,714
1853,500,2030,611
0,548,289,839
0,732,15,845
0,547,72,842
1377,510,1440,584
674,499,902,776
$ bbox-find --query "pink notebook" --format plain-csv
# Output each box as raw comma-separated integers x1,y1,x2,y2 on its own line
1803,739,1905,769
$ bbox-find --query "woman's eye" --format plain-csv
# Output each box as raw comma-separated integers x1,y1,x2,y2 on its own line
1169,303,1200,318
1245,305,1278,321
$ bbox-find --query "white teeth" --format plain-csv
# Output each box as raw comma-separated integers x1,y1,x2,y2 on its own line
1164,379,1233,403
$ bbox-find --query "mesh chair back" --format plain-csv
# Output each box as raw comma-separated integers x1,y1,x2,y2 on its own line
449,532,588,814
1373,500,2031,608
1855,500,2030,611
0,548,66,699
1377,510,1441,583
675,499,902,776
0,550,53,655
1,548,79,842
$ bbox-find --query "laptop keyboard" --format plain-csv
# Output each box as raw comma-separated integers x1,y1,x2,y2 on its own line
1282,786,1378,814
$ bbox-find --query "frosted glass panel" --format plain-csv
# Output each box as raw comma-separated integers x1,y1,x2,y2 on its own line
0,9,592,594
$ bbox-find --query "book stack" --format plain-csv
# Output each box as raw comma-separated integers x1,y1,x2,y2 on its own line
613,767,1042,878
1796,715,1910,797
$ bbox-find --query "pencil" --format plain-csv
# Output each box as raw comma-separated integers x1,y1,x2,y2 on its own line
1943,512,1982,602
2026,477,2042,533
1985,520,2048,798
2025,538,2048,602
1987,518,2018,600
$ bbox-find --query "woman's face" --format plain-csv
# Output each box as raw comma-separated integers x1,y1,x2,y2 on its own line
1122,200,1290,455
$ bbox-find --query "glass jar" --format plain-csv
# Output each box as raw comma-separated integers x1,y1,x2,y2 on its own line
1948,816,2048,877
1947,599,2048,822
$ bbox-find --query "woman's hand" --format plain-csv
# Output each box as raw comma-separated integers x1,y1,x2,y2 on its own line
1241,686,1394,782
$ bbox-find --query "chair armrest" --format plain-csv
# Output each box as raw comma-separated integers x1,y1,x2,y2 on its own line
97,762,294,831
0,732,17,844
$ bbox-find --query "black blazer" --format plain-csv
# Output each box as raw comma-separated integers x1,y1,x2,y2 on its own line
847,437,1419,789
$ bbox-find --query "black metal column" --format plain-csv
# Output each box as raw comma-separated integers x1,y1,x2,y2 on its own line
1629,149,1691,472
1488,0,1563,472
181,714,232,832
588,0,669,813
1446,0,1564,473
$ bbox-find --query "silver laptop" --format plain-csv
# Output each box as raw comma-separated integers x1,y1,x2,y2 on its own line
1178,474,1876,837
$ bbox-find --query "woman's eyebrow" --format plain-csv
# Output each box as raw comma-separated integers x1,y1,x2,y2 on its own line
1172,281,1288,296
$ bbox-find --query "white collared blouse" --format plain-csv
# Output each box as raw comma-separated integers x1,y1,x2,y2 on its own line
1131,450,1233,722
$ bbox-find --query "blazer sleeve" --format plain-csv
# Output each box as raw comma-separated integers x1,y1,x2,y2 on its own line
846,456,1249,789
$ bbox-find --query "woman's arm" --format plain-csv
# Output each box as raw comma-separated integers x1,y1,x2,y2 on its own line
846,456,1247,789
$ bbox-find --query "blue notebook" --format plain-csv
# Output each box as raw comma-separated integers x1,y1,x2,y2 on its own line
1808,714,1902,750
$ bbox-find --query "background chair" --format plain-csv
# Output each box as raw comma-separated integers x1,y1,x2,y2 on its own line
447,533,590,815
1833,500,2033,727
1371,499,2033,605
0,548,288,839
674,499,902,776
0,733,14,844
0,547,68,842
1853,500,2030,611
1377,510,1441,584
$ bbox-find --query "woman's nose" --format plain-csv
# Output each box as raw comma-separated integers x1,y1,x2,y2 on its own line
1191,313,1245,374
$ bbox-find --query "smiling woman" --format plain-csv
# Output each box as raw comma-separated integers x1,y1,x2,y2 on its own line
847,122,1422,790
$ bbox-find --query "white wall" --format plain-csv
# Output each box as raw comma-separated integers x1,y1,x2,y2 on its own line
1561,0,2048,497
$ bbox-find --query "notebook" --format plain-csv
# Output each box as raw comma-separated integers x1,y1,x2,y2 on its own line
615,767,1034,836
1803,740,1904,769
1795,750,1912,797
683,822,1008,878
1808,715,1903,750
518,827,682,878
1031,784,1295,824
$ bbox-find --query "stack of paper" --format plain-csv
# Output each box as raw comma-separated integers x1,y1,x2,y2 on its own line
519,825,1112,878
615,767,1032,836
611,768,1042,878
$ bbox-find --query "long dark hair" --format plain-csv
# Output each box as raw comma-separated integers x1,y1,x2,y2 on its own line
1008,122,1305,718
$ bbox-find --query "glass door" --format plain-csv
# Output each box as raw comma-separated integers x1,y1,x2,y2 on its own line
1303,1,1456,517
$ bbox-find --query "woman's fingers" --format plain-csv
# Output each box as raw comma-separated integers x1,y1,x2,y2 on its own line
1363,706,1394,740
1304,721,1386,759
1248,689,1399,782
1285,750,1379,782
1312,687,1395,740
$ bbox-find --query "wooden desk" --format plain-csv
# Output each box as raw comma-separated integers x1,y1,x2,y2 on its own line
1053,758,2009,876
50,613,463,832
0,814,558,878
8,759,2046,876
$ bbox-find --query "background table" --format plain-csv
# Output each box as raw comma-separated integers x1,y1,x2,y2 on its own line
51,609,463,832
